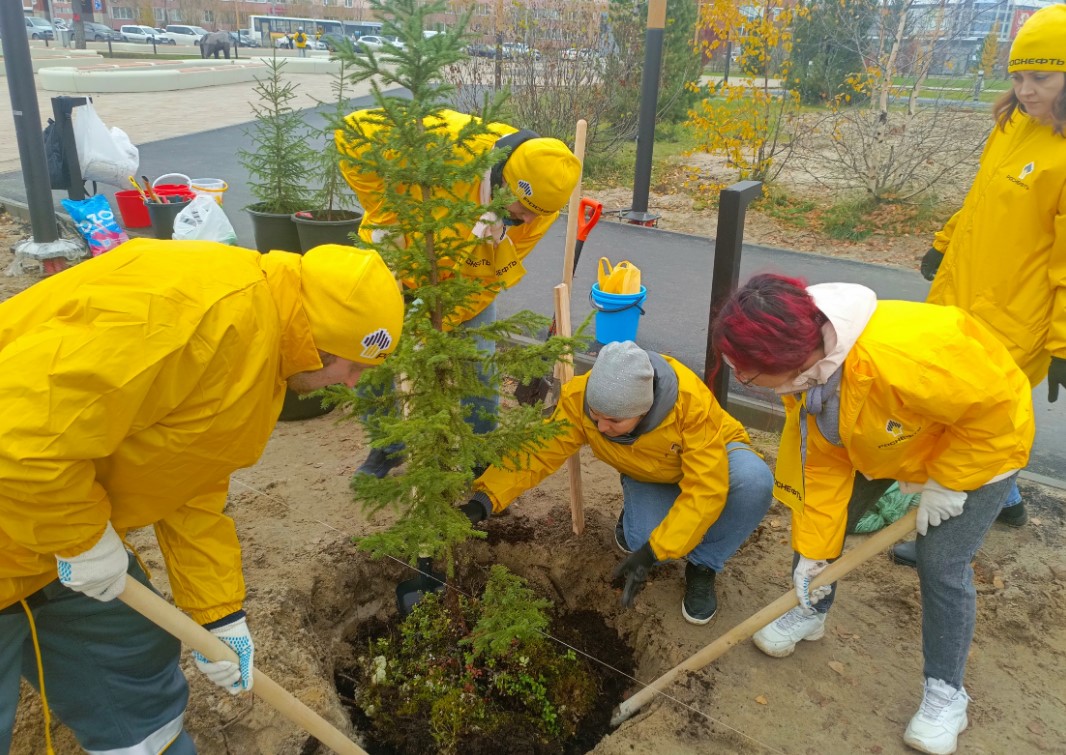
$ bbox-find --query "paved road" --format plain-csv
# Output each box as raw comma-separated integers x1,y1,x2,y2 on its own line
1,94,1062,481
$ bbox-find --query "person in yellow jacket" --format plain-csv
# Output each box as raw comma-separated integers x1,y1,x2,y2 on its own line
294,26,308,56
915,5,1066,534
458,340,773,625
712,274,1033,755
338,108,581,479
0,240,403,754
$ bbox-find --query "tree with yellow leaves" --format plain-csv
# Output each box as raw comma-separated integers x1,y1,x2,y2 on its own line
685,0,804,190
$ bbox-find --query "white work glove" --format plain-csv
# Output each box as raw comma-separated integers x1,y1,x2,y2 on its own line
194,612,255,694
370,228,406,248
471,212,506,244
916,479,967,536
56,521,129,602
793,556,831,611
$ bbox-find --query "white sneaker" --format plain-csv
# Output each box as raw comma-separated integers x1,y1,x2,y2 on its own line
752,606,826,657
903,678,969,754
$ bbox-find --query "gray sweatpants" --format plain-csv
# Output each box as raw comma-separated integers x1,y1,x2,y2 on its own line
0,556,195,754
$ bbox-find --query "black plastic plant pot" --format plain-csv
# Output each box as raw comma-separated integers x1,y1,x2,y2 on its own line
245,204,304,254
277,387,335,422
291,209,363,253
146,198,192,240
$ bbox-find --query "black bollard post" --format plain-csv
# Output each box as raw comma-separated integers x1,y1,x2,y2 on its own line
108,38,113,57
624,0,666,227
152,37,157,54
705,180,763,406
0,1,59,243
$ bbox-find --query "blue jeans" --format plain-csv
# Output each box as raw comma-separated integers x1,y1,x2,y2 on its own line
1004,478,1022,507
802,474,1015,688
0,556,194,754
620,442,773,571
363,301,499,448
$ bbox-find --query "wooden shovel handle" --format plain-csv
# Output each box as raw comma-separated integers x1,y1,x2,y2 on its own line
119,579,367,755
611,508,918,726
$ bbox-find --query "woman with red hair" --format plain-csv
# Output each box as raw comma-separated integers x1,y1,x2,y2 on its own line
712,274,1034,755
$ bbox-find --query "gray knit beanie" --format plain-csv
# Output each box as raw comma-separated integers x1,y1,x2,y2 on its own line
586,341,654,418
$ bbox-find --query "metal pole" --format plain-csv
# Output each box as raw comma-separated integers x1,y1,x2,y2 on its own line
706,180,762,405
0,0,59,243
624,0,666,226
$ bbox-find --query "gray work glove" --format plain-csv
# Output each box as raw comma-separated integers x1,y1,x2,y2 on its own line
1048,357,1066,403
920,247,942,281
612,542,657,607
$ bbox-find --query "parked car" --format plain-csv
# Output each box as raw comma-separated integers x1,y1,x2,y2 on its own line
83,21,121,41
228,30,258,47
503,42,539,60
466,43,496,58
164,24,209,45
119,25,166,44
274,34,293,49
358,35,404,53
25,17,55,40
320,32,351,52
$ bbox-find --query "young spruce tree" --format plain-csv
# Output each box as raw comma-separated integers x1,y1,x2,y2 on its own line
239,53,315,214
327,0,578,571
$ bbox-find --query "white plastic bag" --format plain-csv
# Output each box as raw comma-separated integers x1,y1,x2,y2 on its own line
172,194,238,244
72,103,139,187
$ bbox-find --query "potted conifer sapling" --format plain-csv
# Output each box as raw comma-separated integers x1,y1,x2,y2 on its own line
239,54,315,254
293,49,365,251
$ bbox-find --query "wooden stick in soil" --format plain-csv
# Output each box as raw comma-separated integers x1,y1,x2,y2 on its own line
560,119,588,290
610,508,919,726
553,282,584,535
119,579,368,755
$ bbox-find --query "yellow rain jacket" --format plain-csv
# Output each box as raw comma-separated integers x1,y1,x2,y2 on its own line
337,108,558,322
783,300,1034,560
0,239,327,623
928,112,1066,384
476,356,751,560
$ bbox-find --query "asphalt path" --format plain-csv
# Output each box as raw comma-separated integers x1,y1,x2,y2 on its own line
1,93,1061,481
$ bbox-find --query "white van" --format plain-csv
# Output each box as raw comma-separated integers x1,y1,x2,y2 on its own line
120,25,163,44
164,24,209,45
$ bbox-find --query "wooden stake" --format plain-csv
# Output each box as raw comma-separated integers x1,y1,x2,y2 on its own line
553,282,584,535
610,509,919,726
560,119,588,290
120,579,367,755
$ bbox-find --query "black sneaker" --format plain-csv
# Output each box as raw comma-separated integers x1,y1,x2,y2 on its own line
682,563,718,625
996,501,1028,528
614,510,631,554
891,540,917,568
356,444,405,478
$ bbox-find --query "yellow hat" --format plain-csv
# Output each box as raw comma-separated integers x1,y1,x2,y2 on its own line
1009,5,1066,74
501,137,581,216
300,245,403,365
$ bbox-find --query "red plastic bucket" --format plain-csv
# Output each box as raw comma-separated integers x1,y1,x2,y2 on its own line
115,186,196,230
115,190,150,229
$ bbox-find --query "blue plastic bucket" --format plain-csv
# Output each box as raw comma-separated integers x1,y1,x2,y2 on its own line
590,283,647,344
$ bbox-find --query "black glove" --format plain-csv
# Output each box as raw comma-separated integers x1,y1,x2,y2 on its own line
920,247,942,281
459,492,492,524
611,542,657,608
1048,357,1066,403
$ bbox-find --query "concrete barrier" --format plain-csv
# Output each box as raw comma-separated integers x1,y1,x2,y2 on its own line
36,56,344,93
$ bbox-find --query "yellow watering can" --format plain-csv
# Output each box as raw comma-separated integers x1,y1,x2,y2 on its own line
597,257,642,295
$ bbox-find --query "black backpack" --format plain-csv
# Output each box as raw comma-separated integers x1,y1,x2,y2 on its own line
43,118,69,189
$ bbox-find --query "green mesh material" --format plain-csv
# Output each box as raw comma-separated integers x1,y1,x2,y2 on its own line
853,482,919,533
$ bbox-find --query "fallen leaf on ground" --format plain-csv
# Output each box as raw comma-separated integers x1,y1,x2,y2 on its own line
828,661,845,675
755,695,768,705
